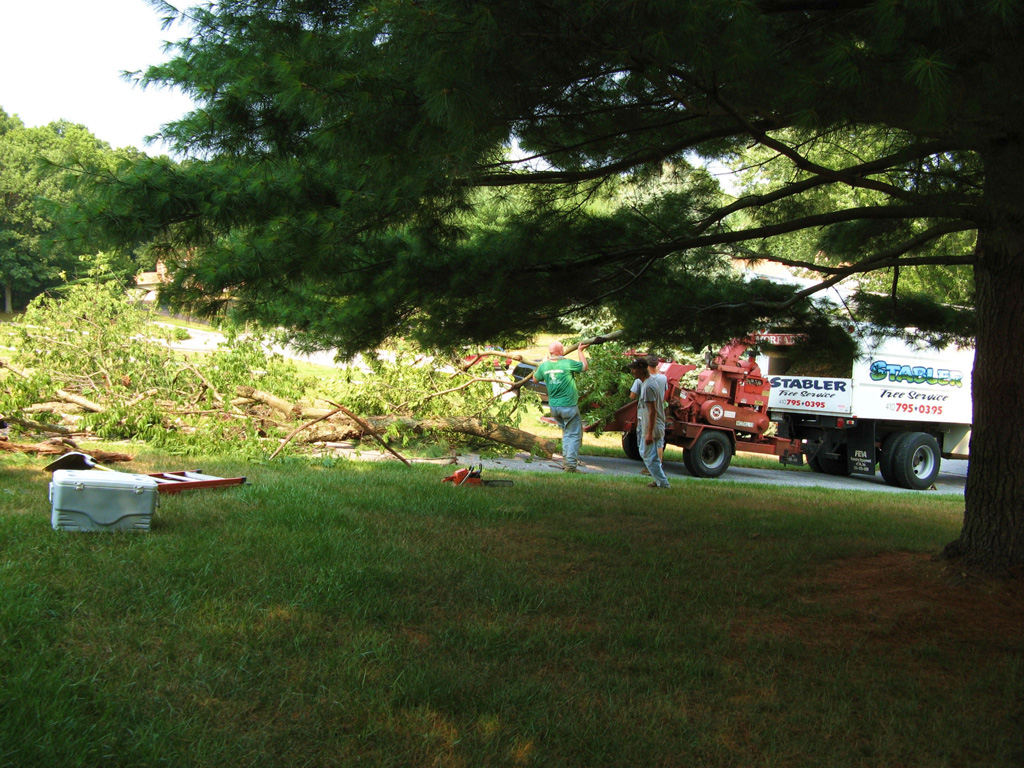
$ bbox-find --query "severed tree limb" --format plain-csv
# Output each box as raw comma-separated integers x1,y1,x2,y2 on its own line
562,330,624,354
236,386,302,418
0,438,80,455
0,438,132,464
126,388,160,409
325,401,412,466
0,359,28,377
23,403,84,415
411,375,518,407
235,386,557,457
268,406,345,461
183,361,224,405
268,404,414,466
55,390,105,413
4,416,78,435
501,330,626,397
304,416,558,458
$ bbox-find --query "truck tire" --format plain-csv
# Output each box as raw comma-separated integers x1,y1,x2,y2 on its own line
878,432,907,486
808,446,851,476
683,430,732,478
622,430,642,461
891,432,941,490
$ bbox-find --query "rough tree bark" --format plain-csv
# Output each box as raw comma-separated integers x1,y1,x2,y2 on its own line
944,143,1024,570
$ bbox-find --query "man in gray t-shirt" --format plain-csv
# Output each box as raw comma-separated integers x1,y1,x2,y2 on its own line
630,357,670,488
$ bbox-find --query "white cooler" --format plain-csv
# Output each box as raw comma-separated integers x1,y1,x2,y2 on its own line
49,469,159,532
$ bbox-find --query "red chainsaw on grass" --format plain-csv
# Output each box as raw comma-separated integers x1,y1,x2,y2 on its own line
441,464,514,487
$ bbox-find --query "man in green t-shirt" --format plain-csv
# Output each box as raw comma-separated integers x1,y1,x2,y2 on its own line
532,341,589,472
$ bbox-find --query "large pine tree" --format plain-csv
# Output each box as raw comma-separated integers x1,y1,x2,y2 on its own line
72,0,1024,568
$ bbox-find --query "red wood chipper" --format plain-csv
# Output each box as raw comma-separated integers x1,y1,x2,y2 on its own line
588,336,802,478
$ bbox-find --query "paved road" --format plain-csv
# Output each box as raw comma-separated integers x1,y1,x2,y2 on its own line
466,452,968,496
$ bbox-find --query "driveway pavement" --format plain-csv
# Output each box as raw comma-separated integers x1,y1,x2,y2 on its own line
457,452,968,496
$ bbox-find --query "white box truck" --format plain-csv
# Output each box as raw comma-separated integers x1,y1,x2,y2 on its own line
759,335,973,490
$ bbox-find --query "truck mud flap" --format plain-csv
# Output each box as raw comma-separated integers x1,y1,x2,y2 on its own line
846,422,877,475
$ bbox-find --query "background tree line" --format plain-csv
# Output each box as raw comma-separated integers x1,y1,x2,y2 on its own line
0,107,160,312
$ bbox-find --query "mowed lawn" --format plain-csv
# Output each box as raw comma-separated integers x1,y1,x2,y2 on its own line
1,450,1021,767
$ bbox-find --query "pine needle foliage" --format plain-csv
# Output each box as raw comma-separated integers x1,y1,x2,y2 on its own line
64,0,1009,354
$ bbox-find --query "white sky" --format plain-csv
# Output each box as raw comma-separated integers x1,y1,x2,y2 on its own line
0,0,195,153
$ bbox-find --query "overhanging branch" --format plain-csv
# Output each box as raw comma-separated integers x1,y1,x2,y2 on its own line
532,203,974,279
735,219,977,275
696,140,972,235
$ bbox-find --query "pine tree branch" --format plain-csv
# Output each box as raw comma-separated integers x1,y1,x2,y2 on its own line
530,203,974,280
472,125,746,187
695,141,971,233
735,219,977,275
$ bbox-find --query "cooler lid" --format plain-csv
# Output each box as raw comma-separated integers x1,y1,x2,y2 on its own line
51,469,160,490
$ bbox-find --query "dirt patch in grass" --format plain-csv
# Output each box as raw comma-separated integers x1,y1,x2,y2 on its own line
748,552,1024,656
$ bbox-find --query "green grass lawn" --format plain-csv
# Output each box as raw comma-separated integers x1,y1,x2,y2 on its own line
1,448,1020,767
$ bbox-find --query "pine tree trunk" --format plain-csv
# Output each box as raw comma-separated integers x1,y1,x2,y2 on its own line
944,143,1024,570
3,282,11,314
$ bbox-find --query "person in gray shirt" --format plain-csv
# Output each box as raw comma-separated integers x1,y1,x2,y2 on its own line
629,357,669,488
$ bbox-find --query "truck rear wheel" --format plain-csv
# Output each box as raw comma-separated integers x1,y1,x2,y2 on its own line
808,446,851,476
891,432,941,490
878,432,907,486
622,430,642,461
683,430,732,478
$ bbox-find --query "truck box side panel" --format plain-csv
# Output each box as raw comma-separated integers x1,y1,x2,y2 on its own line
852,347,973,424
767,376,853,414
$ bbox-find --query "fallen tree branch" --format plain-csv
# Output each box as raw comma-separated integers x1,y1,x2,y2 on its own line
268,406,345,461
4,416,78,435
0,438,132,463
183,361,224,405
233,386,557,457
303,415,557,458
326,402,412,466
236,386,302,418
411,375,517,407
126,388,160,409
0,364,29,382
564,330,624,353
55,389,105,413
22,402,84,415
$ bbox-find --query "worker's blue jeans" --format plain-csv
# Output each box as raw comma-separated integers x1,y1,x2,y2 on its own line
550,405,582,469
638,431,670,487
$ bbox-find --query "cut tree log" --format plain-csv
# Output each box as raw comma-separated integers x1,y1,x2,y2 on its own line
235,386,302,418
4,416,78,435
0,438,133,463
304,416,558,458
55,390,105,413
